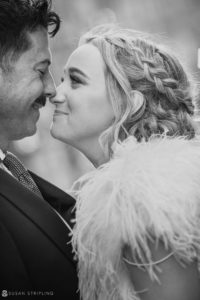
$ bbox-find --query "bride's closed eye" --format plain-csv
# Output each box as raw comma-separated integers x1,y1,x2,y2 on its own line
60,75,82,87
70,74,82,86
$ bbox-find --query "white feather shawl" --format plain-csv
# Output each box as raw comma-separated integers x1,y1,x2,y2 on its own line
70,136,200,300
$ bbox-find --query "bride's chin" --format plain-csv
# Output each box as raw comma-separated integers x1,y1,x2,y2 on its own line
51,131,74,146
50,126,60,140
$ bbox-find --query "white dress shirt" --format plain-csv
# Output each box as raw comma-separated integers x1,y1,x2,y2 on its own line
0,148,12,175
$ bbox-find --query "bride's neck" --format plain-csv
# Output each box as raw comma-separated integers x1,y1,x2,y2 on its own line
76,140,109,168
90,153,108,168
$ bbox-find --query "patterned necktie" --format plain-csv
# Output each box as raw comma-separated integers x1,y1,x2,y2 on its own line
3,152,43,199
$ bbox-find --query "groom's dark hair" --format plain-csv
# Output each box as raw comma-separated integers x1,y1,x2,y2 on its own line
0,0,61,70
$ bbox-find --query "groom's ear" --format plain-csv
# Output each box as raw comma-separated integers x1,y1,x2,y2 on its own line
129,90,145,115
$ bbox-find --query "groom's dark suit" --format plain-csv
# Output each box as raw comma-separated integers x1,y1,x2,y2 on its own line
0,168,79,299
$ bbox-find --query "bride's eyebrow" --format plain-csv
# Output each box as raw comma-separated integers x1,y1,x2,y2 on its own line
66,67,89,79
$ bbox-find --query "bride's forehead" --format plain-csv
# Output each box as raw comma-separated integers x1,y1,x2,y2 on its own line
64,44,106,73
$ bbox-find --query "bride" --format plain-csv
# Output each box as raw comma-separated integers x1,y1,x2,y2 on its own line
50,24,200,300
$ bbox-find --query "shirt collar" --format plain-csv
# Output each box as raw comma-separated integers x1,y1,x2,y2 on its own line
0,149,6,161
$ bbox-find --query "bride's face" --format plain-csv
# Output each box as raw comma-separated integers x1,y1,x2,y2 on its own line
50,43,114,150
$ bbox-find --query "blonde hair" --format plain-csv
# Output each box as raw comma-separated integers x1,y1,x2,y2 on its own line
79,24,196,157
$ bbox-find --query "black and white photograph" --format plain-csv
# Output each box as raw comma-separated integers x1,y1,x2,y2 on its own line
0,0,200,299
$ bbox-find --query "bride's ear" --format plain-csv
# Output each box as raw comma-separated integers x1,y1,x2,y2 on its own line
129,90,145,115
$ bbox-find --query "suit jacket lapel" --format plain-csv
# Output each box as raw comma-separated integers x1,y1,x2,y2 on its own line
30,171,75,214
0,169,76,265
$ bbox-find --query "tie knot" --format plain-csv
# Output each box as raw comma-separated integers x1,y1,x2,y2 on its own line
3,151,43,199
3,152,27,177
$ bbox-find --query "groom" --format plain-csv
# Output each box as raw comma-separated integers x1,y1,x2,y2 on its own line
0,0,78,298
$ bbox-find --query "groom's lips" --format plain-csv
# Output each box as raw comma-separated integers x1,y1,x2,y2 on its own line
54,109,69,115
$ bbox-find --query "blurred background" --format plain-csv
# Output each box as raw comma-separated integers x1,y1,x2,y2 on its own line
12,0,200,191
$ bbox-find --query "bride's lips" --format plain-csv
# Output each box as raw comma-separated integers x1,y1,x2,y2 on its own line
54,109,69,115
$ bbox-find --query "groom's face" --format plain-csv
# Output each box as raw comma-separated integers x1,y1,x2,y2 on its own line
0,28,56,142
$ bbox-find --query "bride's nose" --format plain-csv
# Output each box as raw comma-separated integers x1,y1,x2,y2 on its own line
49,84,66,105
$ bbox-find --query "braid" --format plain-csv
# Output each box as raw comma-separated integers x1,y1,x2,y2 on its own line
80,25,197,155
137,44,195,114
121,39,196,141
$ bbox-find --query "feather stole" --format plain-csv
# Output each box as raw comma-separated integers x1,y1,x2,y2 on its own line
70,136,200,300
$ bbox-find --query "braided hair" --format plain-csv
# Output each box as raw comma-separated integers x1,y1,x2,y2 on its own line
79,24,196,156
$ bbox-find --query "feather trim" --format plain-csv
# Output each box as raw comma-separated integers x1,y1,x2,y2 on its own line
70,136,200,300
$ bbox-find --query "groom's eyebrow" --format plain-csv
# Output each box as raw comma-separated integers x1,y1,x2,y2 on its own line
68,67,89,79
